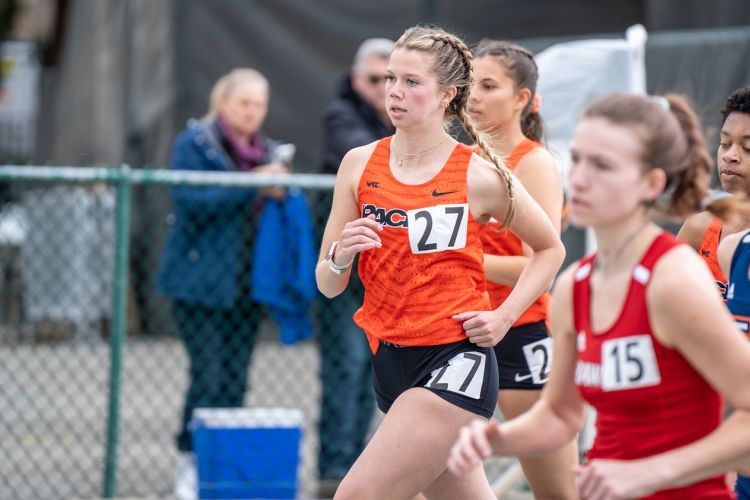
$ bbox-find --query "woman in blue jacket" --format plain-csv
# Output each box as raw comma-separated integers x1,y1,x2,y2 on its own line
157,68,288,499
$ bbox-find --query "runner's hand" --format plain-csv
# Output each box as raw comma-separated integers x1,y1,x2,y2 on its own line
575,459,661,500
453,310,512,347
447,419,501,475
334,215,383,266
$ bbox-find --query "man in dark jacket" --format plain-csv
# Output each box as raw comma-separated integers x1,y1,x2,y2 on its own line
317,38,394,497
321,38,394,174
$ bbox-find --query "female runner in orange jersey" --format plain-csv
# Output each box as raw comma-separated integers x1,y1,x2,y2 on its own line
468,39,578,499
316,26,564,500
448,93,750,499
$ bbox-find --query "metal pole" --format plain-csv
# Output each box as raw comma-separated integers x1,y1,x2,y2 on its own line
102,165,132,497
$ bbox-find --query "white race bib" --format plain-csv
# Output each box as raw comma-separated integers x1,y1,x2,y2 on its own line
407,203,468,254
600,335,661,391
425,351,486,399
521,337,553,384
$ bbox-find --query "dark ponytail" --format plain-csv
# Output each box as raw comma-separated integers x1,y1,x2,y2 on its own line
520,110,543,143
474,39,544,142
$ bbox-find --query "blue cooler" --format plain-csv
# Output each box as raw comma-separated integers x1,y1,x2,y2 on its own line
191,408,303,499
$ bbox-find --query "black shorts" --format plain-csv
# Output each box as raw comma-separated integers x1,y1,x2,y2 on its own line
494,321,552,390
372,339,499,418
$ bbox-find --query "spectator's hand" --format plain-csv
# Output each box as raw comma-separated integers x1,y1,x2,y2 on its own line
254,162,289,201
254,162,289,175
575,459,660,500
452,309,512,347
447,419,500,475
334,215,383,266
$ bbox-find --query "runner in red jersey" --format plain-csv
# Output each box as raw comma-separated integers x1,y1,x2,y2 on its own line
573,232,727,498
468,39,577,498
448,92,750,499
316,26,564,500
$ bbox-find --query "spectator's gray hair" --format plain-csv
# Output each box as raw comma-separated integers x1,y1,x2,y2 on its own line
205,68,268,119
353,38,395,69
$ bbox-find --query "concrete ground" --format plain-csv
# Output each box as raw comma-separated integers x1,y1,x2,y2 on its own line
0,336,532,499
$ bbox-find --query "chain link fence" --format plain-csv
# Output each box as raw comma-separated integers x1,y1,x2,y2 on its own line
0,166,539,499
0,167,340,499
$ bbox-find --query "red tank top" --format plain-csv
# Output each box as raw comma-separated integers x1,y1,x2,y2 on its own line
573,232,729,499
478,138,549,325
354,137,491,353
699,217,729,295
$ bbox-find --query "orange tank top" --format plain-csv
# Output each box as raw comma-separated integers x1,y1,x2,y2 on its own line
699,217,729,288
477,138,550,326
354,137,491,353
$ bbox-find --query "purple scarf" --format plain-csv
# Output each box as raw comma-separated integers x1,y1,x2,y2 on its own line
216,115,266,171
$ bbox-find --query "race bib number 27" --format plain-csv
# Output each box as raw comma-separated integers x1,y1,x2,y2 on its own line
425,351,486,399
407,203,468,254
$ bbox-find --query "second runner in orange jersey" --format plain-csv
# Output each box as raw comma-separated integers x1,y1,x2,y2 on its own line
467,39,577,499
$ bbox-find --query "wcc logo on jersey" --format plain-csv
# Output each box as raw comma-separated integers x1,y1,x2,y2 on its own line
362,204,408,228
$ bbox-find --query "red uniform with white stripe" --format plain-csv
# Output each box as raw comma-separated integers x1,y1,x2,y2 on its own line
354,137,491,353
573,232,730,499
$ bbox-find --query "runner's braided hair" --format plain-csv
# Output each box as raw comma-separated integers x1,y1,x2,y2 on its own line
395,26,515,228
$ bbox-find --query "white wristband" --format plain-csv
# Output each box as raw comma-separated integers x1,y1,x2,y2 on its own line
328,260,351,275
326,240,352,274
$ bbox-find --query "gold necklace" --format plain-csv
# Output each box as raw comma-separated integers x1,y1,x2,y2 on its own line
391,134,451,167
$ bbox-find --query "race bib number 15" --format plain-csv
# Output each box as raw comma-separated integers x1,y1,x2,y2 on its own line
600,335,661,392
407,203,468,254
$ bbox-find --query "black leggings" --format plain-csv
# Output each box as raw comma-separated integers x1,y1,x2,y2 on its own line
173,298,261,451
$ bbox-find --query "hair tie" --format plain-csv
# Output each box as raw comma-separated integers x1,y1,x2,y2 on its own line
531,93,542,113
650,95,670,111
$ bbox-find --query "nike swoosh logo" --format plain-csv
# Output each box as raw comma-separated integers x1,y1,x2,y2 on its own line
432,189,458,197
514,373,533,382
